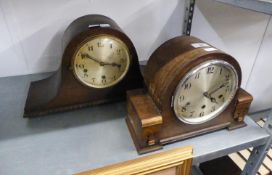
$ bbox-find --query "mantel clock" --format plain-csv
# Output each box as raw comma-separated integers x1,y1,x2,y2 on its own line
24,15,143,117
126,36,253,154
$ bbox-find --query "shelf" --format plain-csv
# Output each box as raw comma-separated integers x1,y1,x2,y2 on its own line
0,74,270,175
217,0,272,14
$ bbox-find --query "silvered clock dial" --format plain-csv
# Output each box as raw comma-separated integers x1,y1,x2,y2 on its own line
173,60,238,124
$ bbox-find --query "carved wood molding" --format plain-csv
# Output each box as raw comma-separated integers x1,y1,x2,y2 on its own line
75,146,193,175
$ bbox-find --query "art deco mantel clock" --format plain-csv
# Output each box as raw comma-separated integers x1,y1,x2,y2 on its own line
24,14,143,117
126,36,253,154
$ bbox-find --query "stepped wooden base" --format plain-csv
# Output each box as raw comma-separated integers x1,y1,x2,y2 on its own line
126,88,253,154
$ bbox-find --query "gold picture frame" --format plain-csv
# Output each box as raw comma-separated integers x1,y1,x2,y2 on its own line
75,146,193,175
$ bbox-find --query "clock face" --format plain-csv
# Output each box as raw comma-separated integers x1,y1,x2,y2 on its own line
173,60,238,124
73,34,131,88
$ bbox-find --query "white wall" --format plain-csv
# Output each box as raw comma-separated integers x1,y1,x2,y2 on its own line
191,0,272,113
0,0,272,112
191,0,270,88
246,17,272,112
0,0,184,76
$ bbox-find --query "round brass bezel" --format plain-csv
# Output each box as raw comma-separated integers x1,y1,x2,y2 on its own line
71,34,131,89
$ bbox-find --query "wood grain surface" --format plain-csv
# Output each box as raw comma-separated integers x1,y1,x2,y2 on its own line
127,36,253,154
24,15,143,117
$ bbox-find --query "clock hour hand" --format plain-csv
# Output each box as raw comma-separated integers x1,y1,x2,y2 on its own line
203,82,229,104
102,61,121,68
203,92,218,104
81,53,121,68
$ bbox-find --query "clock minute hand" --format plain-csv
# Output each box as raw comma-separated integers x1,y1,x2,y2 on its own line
82,53,121,68
81,53,103,65
208,82,228,96
101,61,121,68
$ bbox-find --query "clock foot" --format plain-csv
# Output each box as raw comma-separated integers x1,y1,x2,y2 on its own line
126,89,163,154
126,118,163,154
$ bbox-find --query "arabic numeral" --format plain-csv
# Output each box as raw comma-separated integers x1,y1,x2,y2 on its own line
181,107,187,112
179,95,185,102
211,106,216,112
225,85,231,92
184,83,191,90
88,45,93,51
207,66,215,74
220,68,223,74
226,74,230,81
97,42,104,47
78,64,84,68
195,72,200,79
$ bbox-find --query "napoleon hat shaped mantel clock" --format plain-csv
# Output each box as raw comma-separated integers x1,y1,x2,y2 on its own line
24,14,143,117
126,36,253,154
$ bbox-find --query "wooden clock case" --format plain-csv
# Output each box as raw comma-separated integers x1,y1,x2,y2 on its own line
126,36,253,154
24,15,143,117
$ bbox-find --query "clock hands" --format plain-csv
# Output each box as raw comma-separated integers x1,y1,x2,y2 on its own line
81,53,121,68
203,92,218,104
81,53,100,64
203,82,229,104
208,82,229,96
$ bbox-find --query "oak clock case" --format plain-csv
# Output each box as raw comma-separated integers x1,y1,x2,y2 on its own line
126,36,253,154
24,15,143,117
